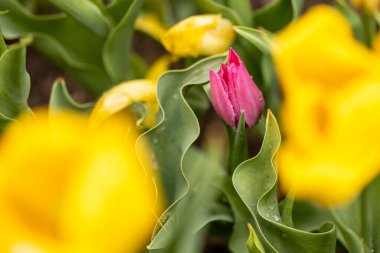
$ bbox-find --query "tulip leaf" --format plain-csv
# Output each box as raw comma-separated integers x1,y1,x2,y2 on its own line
279,194,294,228
49,79,93,113
0,0,111,95
0,42,30,129
232,111,336,253
260,55,281,117
192,0,244,25
107,0,135,24
247,223,265,253
223,178,254,253
0,35,6,56
48,0,111,37
253,0,302,32
234,26,272,55
335,0,364,42
224,0,253,26
103,0,144,83
140,54,225,205
148,147,228,252
331,175,380,253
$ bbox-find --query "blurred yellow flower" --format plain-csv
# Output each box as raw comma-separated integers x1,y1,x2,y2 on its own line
135,14,168,41
351,0,380,12
273,5,380,206
90,79,157,128
0,110,162,253
91,54,172,129
160,14,235,57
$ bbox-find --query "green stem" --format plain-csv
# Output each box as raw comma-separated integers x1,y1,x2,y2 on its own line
227,113,248,174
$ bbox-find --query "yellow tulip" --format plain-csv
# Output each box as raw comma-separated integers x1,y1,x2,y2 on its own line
135,14,168,41
351,0,380,12
90,79,157,128
0,109,162,253
273,5,380,206
160,14,235,57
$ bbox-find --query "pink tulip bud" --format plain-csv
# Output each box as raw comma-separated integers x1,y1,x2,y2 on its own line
210,48,265,128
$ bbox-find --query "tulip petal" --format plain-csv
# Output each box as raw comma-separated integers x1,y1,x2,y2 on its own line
228,48,240,65
235,63,265,127
210,70,236,127
226,63,240,123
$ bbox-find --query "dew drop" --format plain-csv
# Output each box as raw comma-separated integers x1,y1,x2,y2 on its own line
273,215,280,222
265,213,270,218
152,138,159,144
281,233,288,239
172,94,179,100
269,206,274,210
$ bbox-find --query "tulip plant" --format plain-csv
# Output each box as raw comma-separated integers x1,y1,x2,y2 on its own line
1,0,380,253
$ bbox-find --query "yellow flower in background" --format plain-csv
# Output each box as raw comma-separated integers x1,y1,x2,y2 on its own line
91,55,172,129
90,79,157,128
351,0,380,12
135,14,168,41
0,110,162,253
160,14,235,57
273,5,380,206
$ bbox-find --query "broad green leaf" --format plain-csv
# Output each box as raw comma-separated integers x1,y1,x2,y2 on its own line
0,0,111,95
49,79,93,113
107,0,134,24
140,55,228,252
0,42,30,129
103,0,144,83
48,0,111,37
139,54,225,205
234,26,272,55
253,0,300,32
233,111,336,253
192,0,244,25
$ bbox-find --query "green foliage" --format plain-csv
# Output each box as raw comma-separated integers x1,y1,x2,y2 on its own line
49,79,93,113
140,54,225,205
0,37,30,129
232,111,336,253
0,0,145,95
253,0,303,32
331,175,380,253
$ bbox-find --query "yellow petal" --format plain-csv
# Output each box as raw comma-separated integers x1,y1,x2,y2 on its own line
145,55,172,81
160,14,235,57
273,5,380,206
0,109,163,252
90,79,157,128
273,5,373,94
135,14,168,41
